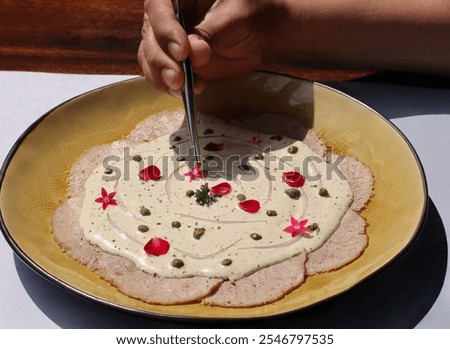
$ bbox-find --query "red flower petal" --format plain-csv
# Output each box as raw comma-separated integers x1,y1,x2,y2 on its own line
144,237,170,256
210,182,232,196
139,165,161,181
238,199,260,213
282,171,305,188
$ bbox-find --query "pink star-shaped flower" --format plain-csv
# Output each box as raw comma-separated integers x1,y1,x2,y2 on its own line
183,164,205,182
94,187,118,210
283,217,309,237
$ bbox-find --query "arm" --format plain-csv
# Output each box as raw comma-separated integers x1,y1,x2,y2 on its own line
271,0,450,75
138,0,450,94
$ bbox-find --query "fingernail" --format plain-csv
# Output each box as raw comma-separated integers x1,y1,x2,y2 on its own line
161,68,176,88
168,41,182,60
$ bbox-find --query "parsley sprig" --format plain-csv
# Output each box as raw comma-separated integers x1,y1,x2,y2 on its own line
194,183,217,206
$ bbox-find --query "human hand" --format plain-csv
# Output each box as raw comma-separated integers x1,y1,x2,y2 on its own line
138,0,284,95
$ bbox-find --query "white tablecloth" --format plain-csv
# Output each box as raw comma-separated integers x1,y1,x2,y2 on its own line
0,71,449,328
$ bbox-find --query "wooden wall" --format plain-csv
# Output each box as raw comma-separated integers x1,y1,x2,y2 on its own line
0,0,371,80
0,0,143,74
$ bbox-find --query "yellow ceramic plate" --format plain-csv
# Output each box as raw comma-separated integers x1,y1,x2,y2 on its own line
0,73,427,319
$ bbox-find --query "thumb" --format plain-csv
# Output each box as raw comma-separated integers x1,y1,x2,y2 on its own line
193,2,233,50
188,34,212,67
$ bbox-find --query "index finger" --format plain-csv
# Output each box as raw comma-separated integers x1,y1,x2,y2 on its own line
144,0,190,61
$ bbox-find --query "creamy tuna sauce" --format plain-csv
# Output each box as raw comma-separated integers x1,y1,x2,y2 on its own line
80,122,353,280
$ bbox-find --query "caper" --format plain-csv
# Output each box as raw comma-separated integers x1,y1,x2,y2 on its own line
319,188,329,197
171,259,184,268
186,190,195,197
104,168,113,175
132,155,142,162
270,135,283,141
266,210,278,217
204,142,226,151
138,225,149,233
250,233,262,241
140,206,151,216
308,223,320,232
285,188,301,200
203,128,214,135
176,156,186,161
238,164,251,171
236,194,247,202
171,221,181,229
193,227,206,240
221,258,232,266
287,146,298,154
